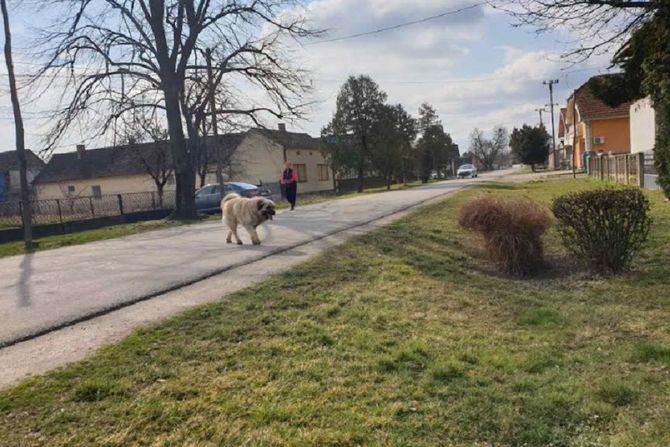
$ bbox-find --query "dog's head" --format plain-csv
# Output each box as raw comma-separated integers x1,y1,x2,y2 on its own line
257,198,276,221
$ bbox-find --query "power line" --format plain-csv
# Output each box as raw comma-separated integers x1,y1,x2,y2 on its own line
312,66,610,85
305,3,485,45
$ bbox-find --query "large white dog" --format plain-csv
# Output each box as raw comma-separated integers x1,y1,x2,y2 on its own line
221,193,276,245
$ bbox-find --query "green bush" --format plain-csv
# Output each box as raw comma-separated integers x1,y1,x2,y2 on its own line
459,196,551,277
552,188,651,273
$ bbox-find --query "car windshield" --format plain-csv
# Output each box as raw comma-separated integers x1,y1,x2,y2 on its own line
459,164,474,170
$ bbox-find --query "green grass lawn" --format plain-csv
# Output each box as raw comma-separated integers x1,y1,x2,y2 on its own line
1,178,669,446
0,180,434,258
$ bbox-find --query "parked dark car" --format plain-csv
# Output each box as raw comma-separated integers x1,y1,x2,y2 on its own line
195,182,270,213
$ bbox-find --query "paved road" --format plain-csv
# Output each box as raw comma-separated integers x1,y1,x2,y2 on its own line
0,172,509,348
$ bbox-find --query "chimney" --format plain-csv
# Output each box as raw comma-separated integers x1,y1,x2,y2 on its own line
277,123,286,132
76,144,86,160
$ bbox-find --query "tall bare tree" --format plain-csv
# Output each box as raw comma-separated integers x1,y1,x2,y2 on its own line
121,113,174,207
492,0,654,61
1,0,32,251
470,126,509,171
37,0,319,219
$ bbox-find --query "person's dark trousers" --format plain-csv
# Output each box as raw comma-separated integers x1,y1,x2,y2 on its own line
286,183,297,210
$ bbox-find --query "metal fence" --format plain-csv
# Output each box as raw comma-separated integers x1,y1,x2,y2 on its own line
0,190,175,229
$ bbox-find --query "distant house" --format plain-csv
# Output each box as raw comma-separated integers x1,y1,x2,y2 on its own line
35,125,334,200
550,108,571,170
35,143,176,200
0,150,45,202
563,76,633,169
224,125,334,194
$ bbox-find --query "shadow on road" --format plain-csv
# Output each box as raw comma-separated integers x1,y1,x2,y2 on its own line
18,254,33,308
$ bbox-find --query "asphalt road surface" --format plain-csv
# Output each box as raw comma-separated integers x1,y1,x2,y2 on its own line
0,172,509,355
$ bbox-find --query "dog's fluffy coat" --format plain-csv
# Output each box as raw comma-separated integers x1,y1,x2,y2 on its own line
222,193,276,245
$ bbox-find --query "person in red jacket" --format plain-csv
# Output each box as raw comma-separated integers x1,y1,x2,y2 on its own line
280,161,298,210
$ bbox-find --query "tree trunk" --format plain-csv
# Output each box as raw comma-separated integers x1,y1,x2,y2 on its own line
157,186,164,208
531,164,536,172
386,173,392,190
163,82,196,219
1,0,32,252
357,164,364,193
206,48,225,192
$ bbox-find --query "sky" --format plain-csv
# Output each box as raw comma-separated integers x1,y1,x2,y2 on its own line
0,0,617,157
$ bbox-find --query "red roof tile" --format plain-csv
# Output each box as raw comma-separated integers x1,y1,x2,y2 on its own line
574,76,632,121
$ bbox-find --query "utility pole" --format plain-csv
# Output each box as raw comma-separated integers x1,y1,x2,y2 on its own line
543,79,559,170
1,0,32,252
534,107,547,126
205,48,224,190
572,89,577,179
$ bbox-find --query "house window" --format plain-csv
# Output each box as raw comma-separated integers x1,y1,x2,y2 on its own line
295,164,307,182
296,151,301,156
318,164,330,181
67,185,75,194
92,185,102,199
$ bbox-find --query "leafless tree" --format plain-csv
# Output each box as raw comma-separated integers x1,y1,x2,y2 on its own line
491,0,654,61
35,0,320,219
1,0,32,251
121,113,173,208
470,126,509,170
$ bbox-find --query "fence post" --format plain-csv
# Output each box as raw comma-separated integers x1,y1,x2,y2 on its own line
18,201,23,230
637,152,645,188
89,197,95,218
624,154,630,185
117,194,124,215
56,199,63,224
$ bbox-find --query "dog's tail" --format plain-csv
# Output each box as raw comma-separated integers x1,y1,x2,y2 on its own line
222,193,240,204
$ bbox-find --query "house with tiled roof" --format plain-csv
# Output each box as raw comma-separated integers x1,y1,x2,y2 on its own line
35,135,244,200
562,75,633,169
35,125,334,200
228,124,334,193
0,150,45,202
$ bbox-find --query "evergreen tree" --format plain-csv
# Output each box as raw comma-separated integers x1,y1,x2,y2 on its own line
322,75,387,192
510,124,551,171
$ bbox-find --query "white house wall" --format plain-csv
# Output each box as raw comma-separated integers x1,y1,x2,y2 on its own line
630,97,655,153
228,132,334,194
36,174,174,200
284,148,333,194
228,131,286,187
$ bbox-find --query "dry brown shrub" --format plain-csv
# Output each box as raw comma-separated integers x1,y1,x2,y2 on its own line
458,196,552,277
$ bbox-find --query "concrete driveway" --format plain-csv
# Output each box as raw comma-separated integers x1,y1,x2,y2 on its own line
0,173,508,348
